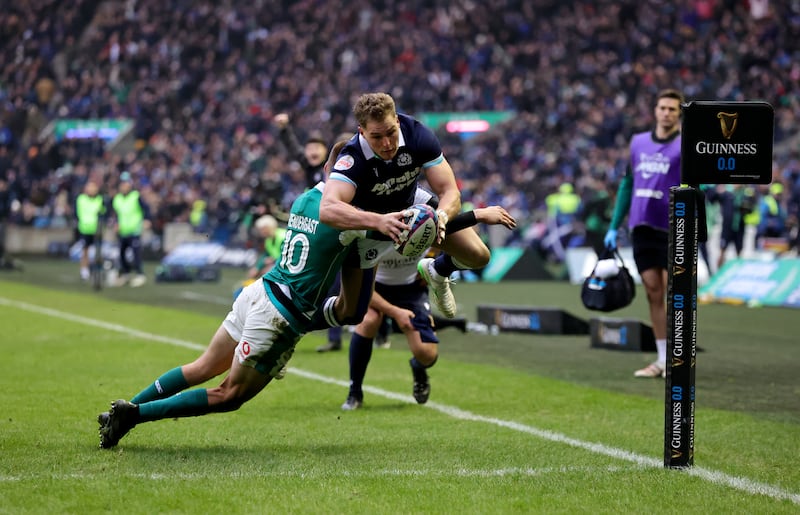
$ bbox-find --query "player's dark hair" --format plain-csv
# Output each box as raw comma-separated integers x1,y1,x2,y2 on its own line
657,88,685,104
323,138,350,177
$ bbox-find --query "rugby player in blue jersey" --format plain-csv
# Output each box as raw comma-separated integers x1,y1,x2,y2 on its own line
320,92,493,319
341,205,516,410
604,89,684,378
97,139,407,449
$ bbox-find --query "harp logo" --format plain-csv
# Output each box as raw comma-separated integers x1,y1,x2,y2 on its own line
717,112,739,139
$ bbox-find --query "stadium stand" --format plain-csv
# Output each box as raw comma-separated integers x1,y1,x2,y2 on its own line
1,0,799,256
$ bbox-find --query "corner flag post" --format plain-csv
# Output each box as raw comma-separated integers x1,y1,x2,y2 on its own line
665,186,698,468
665,100,774,469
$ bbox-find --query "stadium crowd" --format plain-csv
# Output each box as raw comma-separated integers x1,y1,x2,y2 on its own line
1,0,799,258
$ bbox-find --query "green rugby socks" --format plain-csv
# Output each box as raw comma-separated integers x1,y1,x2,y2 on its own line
137,389,209,421
131,367,189,404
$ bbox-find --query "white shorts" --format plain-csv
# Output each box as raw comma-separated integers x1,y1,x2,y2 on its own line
222,280,301,377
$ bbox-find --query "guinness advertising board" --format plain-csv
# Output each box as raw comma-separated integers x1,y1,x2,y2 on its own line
681,101,773,185
665,187,699,469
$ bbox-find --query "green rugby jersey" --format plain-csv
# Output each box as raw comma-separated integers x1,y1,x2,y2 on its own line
263,183,364,330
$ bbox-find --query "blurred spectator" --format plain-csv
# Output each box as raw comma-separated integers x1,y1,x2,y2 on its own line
273,113,329,188
0,172,17,270
542,182,582,261
247,214,285,280
74,179,105,280
707,184,756,269
0,0,797,263
111,171,150,287
757,181,789,252
580,176,614,257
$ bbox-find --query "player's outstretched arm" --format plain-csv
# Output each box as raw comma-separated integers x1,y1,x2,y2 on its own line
473,206,517,229
444,205,517,234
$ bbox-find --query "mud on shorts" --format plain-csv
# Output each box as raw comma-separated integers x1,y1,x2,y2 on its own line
222,279,302,378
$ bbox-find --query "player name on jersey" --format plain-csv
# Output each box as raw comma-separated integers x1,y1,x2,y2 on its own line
288,213,319,233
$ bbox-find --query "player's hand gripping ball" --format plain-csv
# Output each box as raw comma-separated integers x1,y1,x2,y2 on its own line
394,204,438,258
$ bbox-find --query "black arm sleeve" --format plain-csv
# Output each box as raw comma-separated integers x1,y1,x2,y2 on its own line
445,211,478,235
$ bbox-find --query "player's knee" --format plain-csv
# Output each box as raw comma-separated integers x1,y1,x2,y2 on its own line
473,245,491,267
336,300,370,326
414,347,438,367
454,244,490,269
355,309,381,332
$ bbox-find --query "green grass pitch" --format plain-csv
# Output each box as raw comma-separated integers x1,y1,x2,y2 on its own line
0,258,797,513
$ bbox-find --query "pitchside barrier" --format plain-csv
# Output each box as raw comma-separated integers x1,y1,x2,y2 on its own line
667,101,774,469
476,305,589,335
589,317,655,352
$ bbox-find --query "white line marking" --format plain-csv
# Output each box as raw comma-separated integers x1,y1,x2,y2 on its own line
0,465,645,482
179,291,232,305
0,298,204,351
1,296,798,505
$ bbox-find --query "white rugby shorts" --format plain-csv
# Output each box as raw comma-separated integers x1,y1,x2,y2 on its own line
222,280,299,378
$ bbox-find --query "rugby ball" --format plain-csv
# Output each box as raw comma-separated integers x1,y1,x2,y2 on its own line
394,204,438,258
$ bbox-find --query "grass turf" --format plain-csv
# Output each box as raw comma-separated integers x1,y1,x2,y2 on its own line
0,258,798,513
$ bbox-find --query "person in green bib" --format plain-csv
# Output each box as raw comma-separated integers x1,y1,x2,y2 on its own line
111,171,150,287
249,214,286,279
231,214,288,299
75,180,106,281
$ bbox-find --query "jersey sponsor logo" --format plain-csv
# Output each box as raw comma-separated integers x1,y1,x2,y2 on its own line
334,155,354,171
381,255,420,268
370,168,421,195
634,188,664,199
635,152,671,179
397,152,412,166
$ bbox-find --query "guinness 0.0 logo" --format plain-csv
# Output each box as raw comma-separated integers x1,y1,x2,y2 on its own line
682,101,772,185
717,111,739,139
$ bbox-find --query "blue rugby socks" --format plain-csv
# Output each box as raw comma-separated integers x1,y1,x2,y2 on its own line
348,333,374,399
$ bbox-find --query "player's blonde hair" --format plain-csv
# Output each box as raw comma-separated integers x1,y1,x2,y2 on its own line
353,93,397,128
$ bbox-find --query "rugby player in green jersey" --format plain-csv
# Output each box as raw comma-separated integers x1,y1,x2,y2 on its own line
98,139,408,449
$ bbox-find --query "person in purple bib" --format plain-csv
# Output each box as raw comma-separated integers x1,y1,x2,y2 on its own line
604,89,684,379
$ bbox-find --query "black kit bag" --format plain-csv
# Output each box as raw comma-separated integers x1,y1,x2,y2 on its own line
581,248,636,312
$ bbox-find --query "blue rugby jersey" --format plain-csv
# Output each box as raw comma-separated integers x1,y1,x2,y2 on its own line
328,113,444,214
